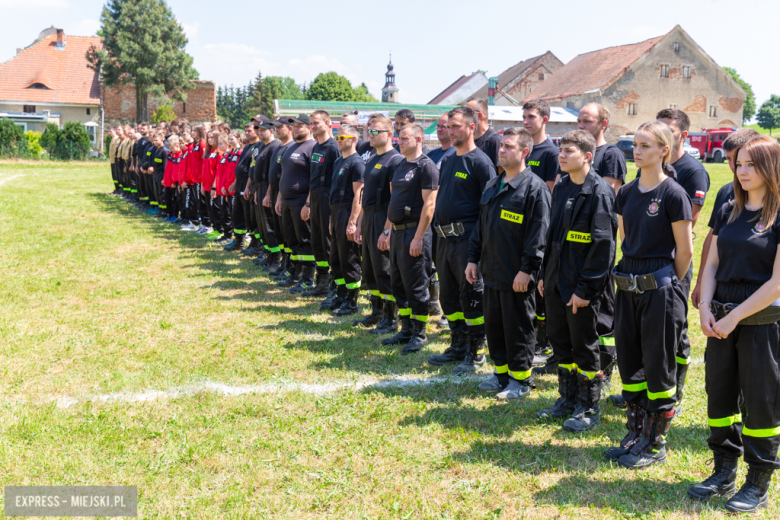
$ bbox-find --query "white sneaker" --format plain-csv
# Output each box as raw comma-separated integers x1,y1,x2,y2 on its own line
196,226,209,235
181,222,198,231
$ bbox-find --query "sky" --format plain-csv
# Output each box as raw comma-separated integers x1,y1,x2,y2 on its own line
1,0,778,117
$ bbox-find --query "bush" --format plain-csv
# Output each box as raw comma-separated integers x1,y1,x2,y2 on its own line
24,131,43,158
0,118,24,144
152,104,176,124
57,121,92,160
40,123,61,148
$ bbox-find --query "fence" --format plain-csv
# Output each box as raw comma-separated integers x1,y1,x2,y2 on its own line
0,141,103,161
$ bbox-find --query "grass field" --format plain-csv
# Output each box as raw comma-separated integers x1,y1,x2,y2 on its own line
746,123,780,138
0,160,776,519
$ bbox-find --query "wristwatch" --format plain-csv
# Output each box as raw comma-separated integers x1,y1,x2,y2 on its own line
382,228,390,236
305,201,310,207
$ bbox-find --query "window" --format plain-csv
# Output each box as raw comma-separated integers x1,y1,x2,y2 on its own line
27,83,49,89
659,64,669,78
86,125,96,143
538,74,544,81
669,104,679,109
86,108,91,115
674,41,680,52
682,66,691,79
709,105,719,118
627,103,637,116
22,105,35,113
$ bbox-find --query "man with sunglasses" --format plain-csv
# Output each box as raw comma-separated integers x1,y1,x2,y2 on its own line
341,112,374,161
327,124,366,316
302,110,339,297
354,116,405,332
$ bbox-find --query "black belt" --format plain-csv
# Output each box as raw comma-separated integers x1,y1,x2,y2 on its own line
434,222,466,238
392,221,418,231
613,264,675,294
711,300,780,326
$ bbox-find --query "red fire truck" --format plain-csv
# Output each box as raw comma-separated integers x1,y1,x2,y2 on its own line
687,128,735,163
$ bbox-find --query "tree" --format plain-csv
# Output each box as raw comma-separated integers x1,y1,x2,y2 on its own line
306,72,355,101
724,67,756,123
246,71,264,117
87,0,199,123
353,82,378,102
151,104,176,123
40,123,61,149
60,122,92,159
0,119,24,144
259,76,303,118
756,95,780,136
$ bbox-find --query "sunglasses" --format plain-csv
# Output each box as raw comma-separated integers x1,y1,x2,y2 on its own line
367,129,391,136
253,125,261,129
335,135,357,142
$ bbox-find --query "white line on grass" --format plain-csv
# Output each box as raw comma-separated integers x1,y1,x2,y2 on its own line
0,174,24,187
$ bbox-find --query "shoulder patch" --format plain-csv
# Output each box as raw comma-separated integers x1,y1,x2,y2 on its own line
594,213,611,230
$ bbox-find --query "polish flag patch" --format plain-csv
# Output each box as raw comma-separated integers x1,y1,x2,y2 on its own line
695,190,705,198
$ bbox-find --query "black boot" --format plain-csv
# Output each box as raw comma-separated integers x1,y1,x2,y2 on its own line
260,252,279,270
688,453,739,501
618,409,675,469
323,284,346,311
272,254,292,280
532,319,552,367
333,288,359,316
371,301,399,335
673,363,689,416
289,265,315,294
382,317,412,345
725,466,773,513
537,366,578,420
303,271,330,297
277,263,302,287
428,280,443,322
605,402,645,461
353,295,384,327
563,372,603,432
224,233,244,251
608,393,627,409
427,331,469,366
401,319,427,355
452,337,487,374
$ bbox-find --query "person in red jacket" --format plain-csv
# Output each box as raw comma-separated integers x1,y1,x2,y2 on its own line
221,132,244,249
162,135,183,221
200,130,221,237
185,126,206,232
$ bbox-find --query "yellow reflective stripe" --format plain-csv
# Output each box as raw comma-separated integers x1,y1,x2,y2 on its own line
559,363,577,372
446,312,464,321
535,315,545,321
495,364,509,374
154,158,163,163
346,281,361,289
599,336,616,346
284,248,293,253
411,314,429,322
465,316,485,326
708,414,743,427
267,246,281,253
383,294,396,302
316,261,329,267
743,425,780,438
622,381,647,392
676,356,690,365
500,210,523,223
398,308,412,316
299,255,315,261
335,278,346,285
510,369,532,380
566,230,592,243
578,369,601,380
476,348,485,355
648,386,677,400
233,229,247,234
370,290,381,297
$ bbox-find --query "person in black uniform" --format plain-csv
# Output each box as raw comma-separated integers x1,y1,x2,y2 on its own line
136,123,152,211
274,114,316,292
328,124,365,316
523,99,560,374
354,116,404,333
427,106,496,373
304,110,339,296
536,130,617,432
148,132,169,218
251,117,280,265
267,117,295,275
225,121,262,252
466,127,550,400
393,109,429,155
690,135,780,512
466,98,501,169
380,123,438,354
341,112,374,162
606,120,693,469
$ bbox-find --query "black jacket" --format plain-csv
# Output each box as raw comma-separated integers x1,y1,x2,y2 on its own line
468,167,551,291
150,145,169,175
541,171,617,302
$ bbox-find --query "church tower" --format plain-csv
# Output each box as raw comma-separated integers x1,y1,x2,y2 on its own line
381,55,399,103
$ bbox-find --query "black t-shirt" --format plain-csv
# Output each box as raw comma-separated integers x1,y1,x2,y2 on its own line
387,154,439,224
363,149,404,207
330,153,366,205
638,152,710,205
426,146,456,170
357,139,375,162
309,137,339,190
708,182,735,229
254,140,279,185
615,178,692,263
268,141,293,187
435,147,496,232
548,180,584,244
592,143,627,181
714,205,780,285
236,142,261,187
474,127,501,169
527,138,560,183
279,139,315,201
393,143,429,155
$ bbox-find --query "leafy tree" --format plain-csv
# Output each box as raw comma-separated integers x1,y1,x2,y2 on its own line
246,71,264,117
353,82,378,102
0,119,24,144
756,95,780,136
306,72,355,101
60,121,93,159
40,123,61,149
723,67,756,123
87,0,199,123
152,104,176,124
24,131,43,158
260,76,303,118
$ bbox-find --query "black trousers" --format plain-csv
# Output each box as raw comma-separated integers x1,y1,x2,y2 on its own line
615,258,686,413
153,172,164,208
545,281,602,375
436,236,485,338
111,162,118,188
271,185,287,255
183,184,198,221
485,285,536,383
231,192,247,236
390,226,433,322
136,168,146,202
257,183,279,253
310,187,331,275
706,282,780,470
676,263,694,365
197,187,209,226
219,195,233,236
281,199,314,265
361,206,393,300
206,192,220,230
163,186,177,217
247,186,258,242
330,204,361,289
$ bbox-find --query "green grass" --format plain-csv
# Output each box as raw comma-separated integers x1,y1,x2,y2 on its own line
746,123,780,138
0,160,776,519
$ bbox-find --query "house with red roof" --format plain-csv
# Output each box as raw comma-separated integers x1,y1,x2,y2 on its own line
524,25,746,142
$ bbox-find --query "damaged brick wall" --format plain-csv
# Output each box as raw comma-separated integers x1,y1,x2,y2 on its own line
616,91,639,109
685,95,707,113
102,81,216,126
719,97,743,112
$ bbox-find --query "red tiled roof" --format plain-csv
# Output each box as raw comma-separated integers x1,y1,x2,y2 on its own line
524,31,671,101
468,54,547,101
0,33,101,105
428,73,477,105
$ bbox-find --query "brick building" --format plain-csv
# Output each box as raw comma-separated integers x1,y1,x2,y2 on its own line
525,25,746,142
466,52,564,105
102,81,216,127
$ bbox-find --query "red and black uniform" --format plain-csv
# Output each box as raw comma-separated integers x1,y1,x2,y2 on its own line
188,141,205,224
201,150,220,229
163,149,182,218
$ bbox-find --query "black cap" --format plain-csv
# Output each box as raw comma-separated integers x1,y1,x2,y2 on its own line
292,113,310,125
272,116,293,127
251,114,275,129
